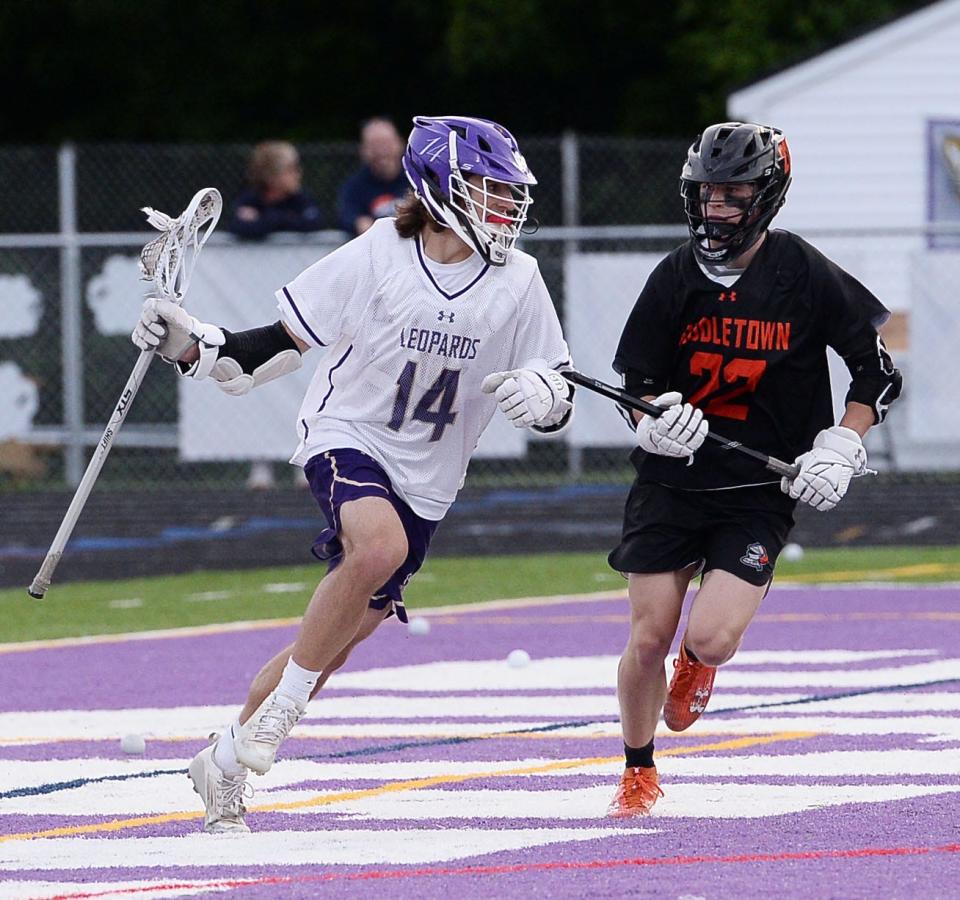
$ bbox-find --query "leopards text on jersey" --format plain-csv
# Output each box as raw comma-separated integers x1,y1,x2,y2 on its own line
613,230,891,491
277,218,570,519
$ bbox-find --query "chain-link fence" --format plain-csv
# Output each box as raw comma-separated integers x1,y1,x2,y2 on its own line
0,139,955,517
0,138,684,492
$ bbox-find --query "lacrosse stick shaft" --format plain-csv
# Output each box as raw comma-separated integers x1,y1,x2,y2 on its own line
28,349,156,599
562,369,800,479
27,187,222,600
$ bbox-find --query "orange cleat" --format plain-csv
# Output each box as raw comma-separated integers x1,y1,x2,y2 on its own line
663,640,717,731
606,765,663,817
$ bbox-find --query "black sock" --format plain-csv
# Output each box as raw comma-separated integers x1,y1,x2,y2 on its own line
684,643,700,662
624,739,655,769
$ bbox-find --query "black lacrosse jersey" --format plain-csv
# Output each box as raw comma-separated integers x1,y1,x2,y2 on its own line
613,230,891,491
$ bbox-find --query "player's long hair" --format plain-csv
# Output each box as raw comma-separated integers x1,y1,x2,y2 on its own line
394,190,444,239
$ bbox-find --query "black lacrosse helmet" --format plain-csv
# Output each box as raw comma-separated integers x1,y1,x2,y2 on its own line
680,122,792,264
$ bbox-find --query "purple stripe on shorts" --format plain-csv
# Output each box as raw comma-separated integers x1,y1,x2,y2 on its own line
281,286,325,346
317,344,354,413
304,449,439,621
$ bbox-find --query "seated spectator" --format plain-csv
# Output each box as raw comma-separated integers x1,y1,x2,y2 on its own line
229,142,323,239
337,117,408,236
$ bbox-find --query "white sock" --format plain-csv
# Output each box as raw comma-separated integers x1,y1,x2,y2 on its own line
275,657,321,710
213,722,246,776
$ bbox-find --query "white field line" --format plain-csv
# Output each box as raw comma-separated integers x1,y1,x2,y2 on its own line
5,748,960,801
6,780,958,821
3,880,230,900
0,827,631,871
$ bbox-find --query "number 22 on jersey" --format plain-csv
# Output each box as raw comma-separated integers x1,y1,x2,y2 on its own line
387,361,460,441
687,351,766,421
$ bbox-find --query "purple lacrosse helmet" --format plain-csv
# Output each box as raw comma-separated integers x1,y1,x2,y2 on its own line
402,115,536,265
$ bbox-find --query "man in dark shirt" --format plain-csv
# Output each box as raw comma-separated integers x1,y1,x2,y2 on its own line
229,141,323,240
337,118,408,236
606,122,902,818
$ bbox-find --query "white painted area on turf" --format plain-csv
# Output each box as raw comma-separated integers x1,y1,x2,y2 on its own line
6,747,960,821
8,779,955,823
8,749,960,811
712,659,960,688
184,591,234,602
4,880,226,899
6,711,960,746
0,651,932,744
0,827,634,871
653,783,958,818
0,718,592,745
716,649,937,665
308,693,626,720
679,715,960,741
263,582,309,594
107,598,143,609
665,750,960,777
718,691,960,714
328,653,955,692
289,783,960,821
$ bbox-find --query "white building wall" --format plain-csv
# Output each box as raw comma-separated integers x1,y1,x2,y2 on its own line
729,0,960,233
726,0,960,468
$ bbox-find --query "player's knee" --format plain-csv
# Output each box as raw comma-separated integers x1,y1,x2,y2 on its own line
625,627,673,666
343,538,408,584
686,628,740,667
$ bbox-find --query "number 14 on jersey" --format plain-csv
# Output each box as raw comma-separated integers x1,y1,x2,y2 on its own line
387,361,461,441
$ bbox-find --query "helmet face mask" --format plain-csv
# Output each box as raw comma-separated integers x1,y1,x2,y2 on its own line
449,173,532,264
680,122,792,265
402,116,536,265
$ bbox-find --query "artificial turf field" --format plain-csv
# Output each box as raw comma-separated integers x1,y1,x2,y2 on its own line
2,547,959,899
3,545,960,643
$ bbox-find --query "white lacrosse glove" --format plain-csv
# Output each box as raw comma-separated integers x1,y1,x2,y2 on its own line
131,297,225,379
635,391,708,460
781,425,867,511
480,359,573,429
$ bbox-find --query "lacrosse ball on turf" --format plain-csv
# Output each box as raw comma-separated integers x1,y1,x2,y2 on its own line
121,733,146,755
408,616,431,636
507,649,531,668
782,542,804,562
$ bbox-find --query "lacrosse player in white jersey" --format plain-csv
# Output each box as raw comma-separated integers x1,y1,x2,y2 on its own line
132,115,574,833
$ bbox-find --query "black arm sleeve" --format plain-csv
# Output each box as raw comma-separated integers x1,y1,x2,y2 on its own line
220,321,300,374
843,335,903,423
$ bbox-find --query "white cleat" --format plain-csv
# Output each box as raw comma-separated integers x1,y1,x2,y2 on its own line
234,691,303,775
187,740,252,834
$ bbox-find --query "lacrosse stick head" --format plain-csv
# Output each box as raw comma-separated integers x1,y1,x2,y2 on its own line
138,187,222,302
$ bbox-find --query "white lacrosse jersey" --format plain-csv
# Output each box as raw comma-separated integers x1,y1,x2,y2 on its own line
276,218,571,520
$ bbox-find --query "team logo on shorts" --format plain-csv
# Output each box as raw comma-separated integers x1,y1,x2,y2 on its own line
740,542,769,572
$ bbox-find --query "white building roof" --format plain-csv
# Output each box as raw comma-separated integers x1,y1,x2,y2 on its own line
730,0,960,115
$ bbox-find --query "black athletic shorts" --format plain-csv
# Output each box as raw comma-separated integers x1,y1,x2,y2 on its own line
608,480,796,586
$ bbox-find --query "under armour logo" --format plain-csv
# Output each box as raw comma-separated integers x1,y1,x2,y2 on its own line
719,291,737,303
438,310,455,323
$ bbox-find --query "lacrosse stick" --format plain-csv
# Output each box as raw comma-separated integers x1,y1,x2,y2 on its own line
27,188,222,599
562,369,801,479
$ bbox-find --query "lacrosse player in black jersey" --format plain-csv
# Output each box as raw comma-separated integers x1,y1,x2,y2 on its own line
606,122,902,817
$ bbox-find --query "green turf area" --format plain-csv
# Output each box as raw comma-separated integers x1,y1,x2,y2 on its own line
2,545,958,643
